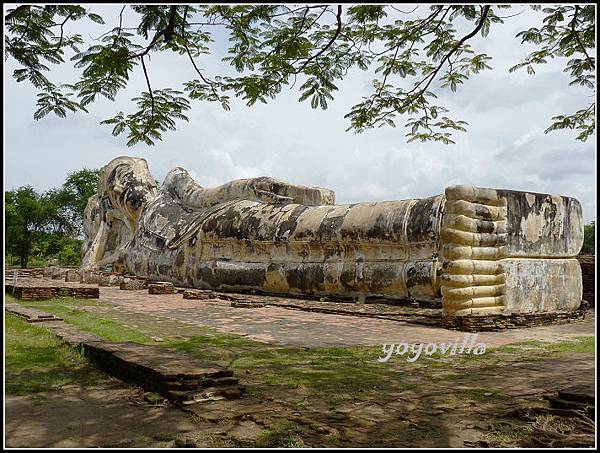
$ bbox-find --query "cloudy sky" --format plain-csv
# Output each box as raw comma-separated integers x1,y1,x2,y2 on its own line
4,4,596,222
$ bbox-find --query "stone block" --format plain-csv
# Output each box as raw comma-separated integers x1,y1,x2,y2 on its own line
65,269,82,282
99,274,123,287
51,268,67,280
43,266,55,278
120,277,148,290
148,281,176,294
81,270,101,284
231,301,265,308
182,289,212,300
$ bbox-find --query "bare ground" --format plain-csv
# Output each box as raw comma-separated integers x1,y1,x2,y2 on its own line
5,351,595,447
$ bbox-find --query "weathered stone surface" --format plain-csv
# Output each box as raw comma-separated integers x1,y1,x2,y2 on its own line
230,301,265,309
4,277,99,300
501,258,582,313
557,384,595,405
547,383,595,419
81,270,101,284
43,266,55,278
99,274,123,287
80,157,584,317
65,269,82,282
148,281,176,294
120,277,148,290
182,289,212,300
439,186,583,316
51,267,67,280
5,303,63,322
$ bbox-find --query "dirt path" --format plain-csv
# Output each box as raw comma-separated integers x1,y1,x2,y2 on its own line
6,350,595,447
4,382,201,448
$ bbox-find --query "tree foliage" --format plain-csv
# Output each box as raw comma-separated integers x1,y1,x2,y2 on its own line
5,4,595,146
581,221,595,255
5,168,99,268
59,168,101,234
5,186,74,268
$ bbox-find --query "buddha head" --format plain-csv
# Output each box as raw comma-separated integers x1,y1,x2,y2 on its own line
97,156,158,225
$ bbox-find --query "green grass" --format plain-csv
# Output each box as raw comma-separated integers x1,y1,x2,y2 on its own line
165,334,407,399
5,292,594,407
509,337,595,354
418,335,595,370
6,294,157,344
255,422,307,448
5,313,110,395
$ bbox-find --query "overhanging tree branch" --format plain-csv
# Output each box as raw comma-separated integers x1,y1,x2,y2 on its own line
402,5,491,110
572,6,594,67
140,55,155,129
5,5,30,22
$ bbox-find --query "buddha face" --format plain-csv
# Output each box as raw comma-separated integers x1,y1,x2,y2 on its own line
98,156,158,225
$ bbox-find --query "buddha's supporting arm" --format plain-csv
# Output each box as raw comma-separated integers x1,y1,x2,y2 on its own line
81,206,133,271
162,168,335,208
80,220,108,269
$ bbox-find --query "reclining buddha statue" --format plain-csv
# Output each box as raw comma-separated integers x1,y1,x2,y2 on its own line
81,156,584,317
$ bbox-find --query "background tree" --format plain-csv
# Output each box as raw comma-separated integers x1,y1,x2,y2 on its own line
581,221,595,255
5,4,595,146
5,186,74,268
57,168,100,235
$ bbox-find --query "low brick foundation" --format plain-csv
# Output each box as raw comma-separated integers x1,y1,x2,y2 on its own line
182,289,213,300
7,285,100,300
5,303,245,405
440,308,589,332
191,289,590,331
5,303,63,322
5,267,45,279
5,277,99,300
7,274,592,332
8,286,56,300
148,282,177,295
83,341,244,403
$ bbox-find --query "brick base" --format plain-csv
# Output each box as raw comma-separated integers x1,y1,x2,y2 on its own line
148,282,177,294
440,308,589,332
